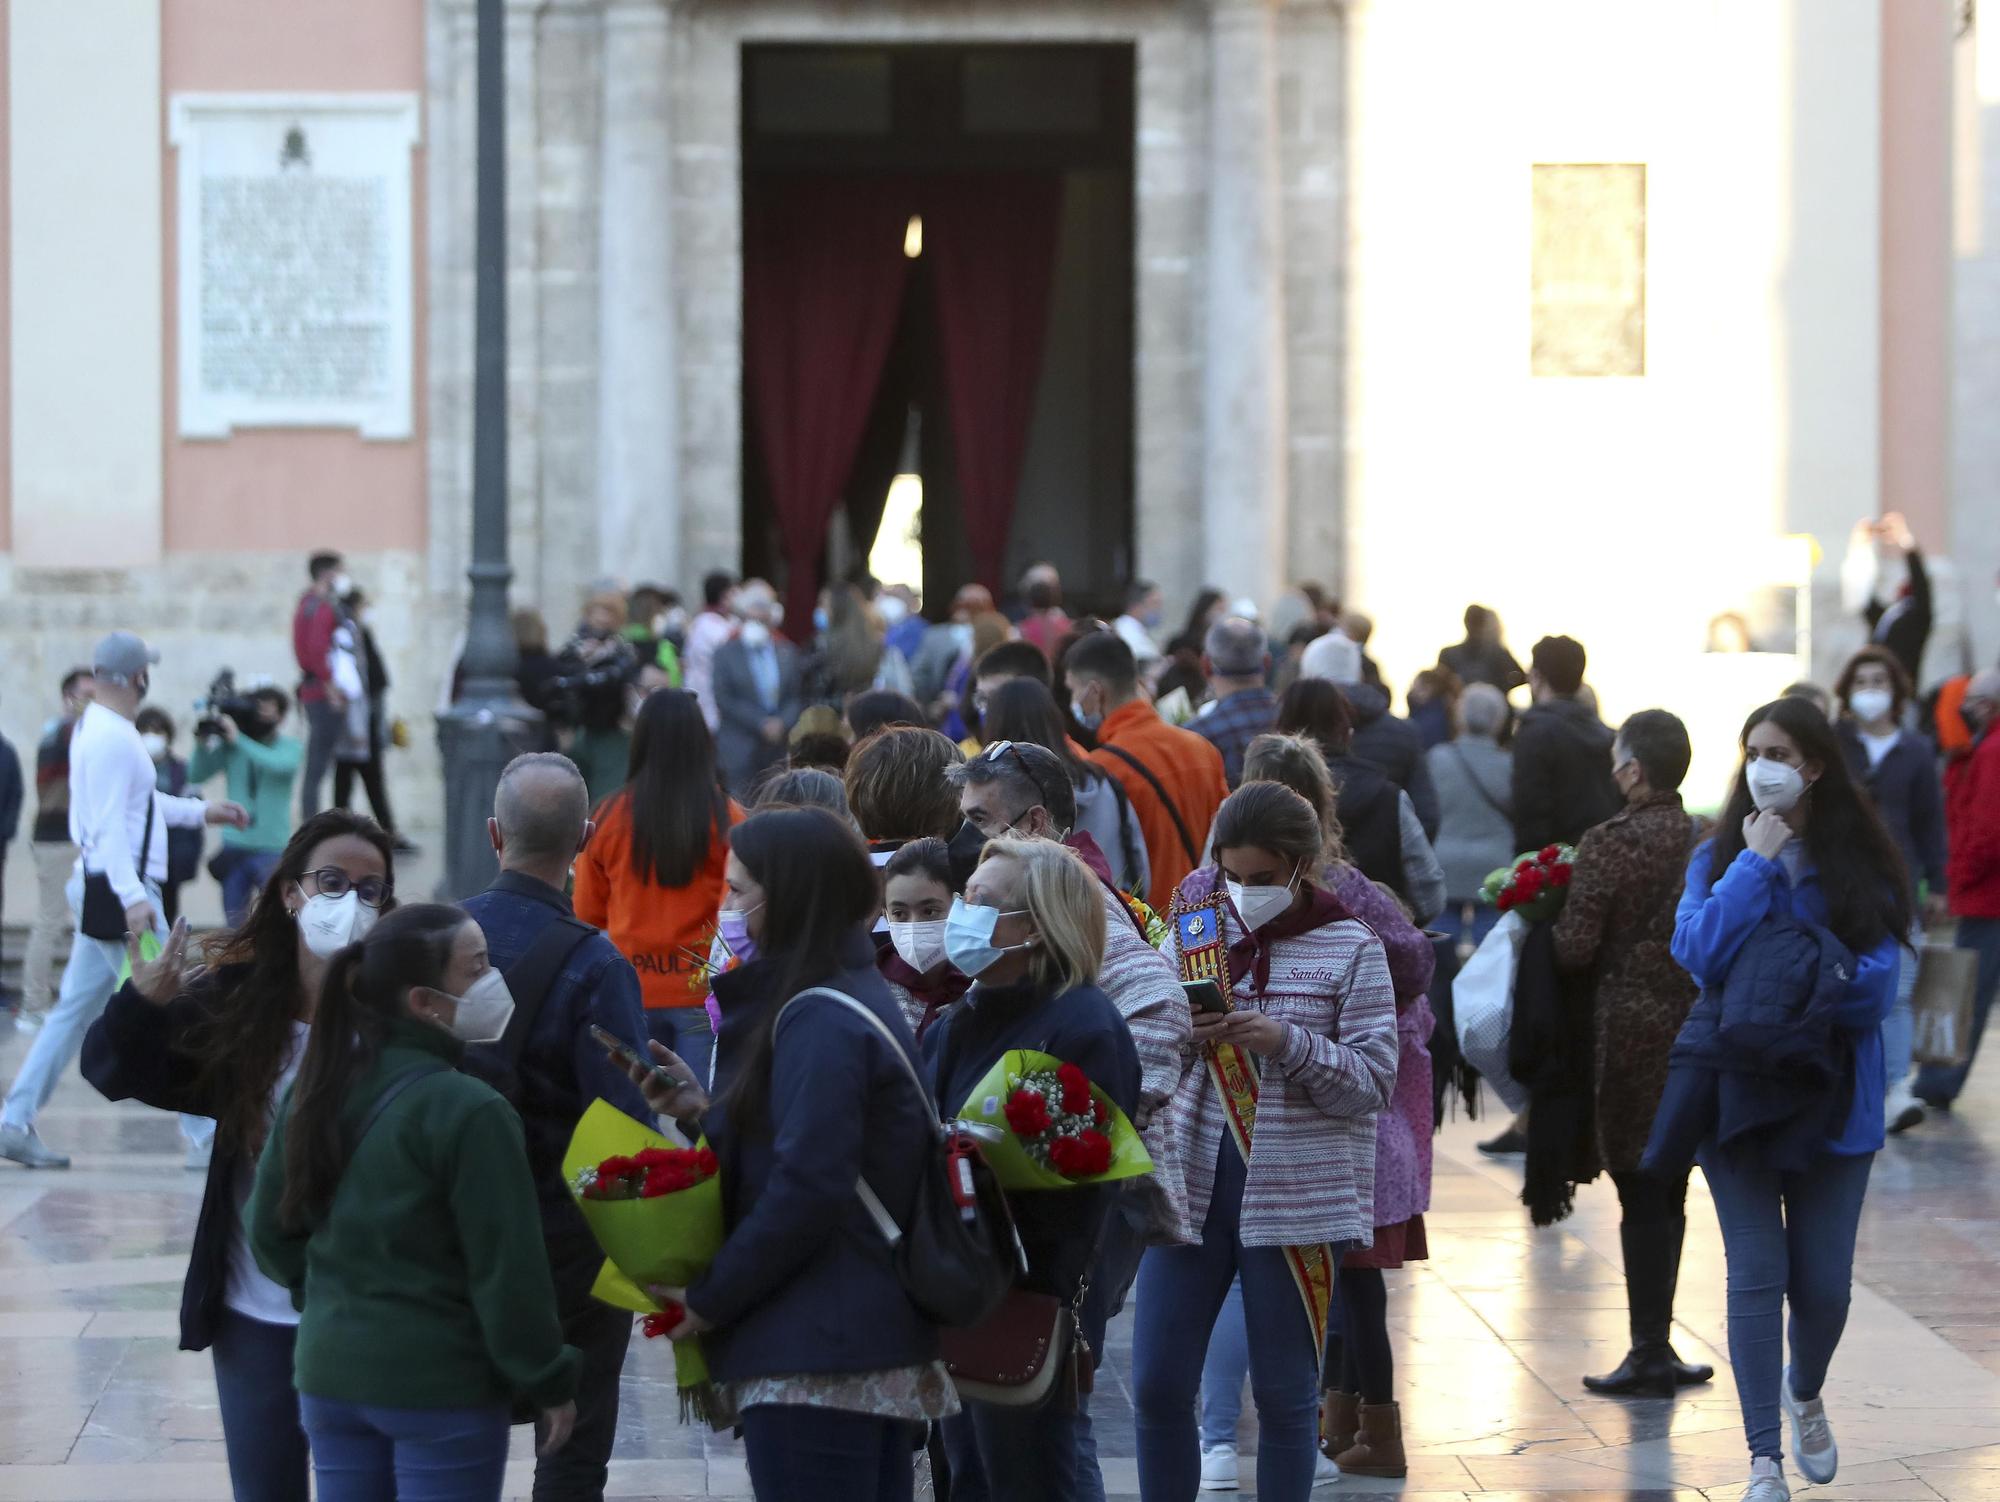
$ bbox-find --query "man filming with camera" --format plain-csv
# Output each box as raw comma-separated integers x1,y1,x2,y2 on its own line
189,680,302,926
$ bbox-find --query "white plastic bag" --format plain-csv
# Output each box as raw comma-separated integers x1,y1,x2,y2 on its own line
1453,910,1530,1114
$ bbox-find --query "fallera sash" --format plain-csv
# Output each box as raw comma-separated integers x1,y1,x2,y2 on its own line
1172,893,1334,1358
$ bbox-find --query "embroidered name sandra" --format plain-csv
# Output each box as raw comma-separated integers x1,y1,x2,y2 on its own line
1282,968,1342,983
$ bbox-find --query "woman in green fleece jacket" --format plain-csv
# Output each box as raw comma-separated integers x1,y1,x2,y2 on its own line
249,902,579,1502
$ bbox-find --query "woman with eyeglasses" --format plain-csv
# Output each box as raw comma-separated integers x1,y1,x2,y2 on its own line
922,837,1141,1501
80,809,397,1502
1133,780,1397,1502
248,903,578,1502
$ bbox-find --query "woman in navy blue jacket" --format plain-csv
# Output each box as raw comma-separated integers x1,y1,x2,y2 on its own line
623,807,950,1502
1670,697,1908,1502
923,837,1141,1502
1832,645,1948,1130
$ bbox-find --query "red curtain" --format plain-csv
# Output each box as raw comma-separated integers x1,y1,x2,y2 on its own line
744,176,914,633
925,175,1064,591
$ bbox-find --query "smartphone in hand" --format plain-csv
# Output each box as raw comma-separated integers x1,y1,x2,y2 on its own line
1182,978,1230,1016
588,1023,654,1074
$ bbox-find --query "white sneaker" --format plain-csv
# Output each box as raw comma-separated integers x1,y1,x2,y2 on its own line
1199,1444,1239,1491
1887,1083,1926,1134
1743,1455,1789,1501
1313,1451,1341,1487
1782,1366,1838,1483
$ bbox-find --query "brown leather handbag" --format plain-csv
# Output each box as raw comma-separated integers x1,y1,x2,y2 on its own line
939,1288,1070,1407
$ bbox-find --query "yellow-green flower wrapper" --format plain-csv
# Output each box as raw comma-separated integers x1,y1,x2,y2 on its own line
956,1049,1155,1191
562,1099,724,1419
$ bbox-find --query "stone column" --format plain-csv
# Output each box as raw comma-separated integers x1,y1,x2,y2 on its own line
597,0,681,588
1202,0,1289,613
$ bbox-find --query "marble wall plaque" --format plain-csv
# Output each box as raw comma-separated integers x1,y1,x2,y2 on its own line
1531,162,1646,378
172,93,420,438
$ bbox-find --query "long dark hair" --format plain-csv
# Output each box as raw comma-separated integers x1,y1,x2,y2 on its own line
620,689,729,887
1275,677,1355,761
982,677,1097,788
186,809,395,1156
718,808,880,1132
278,903,466,1231
1705,697,1912,953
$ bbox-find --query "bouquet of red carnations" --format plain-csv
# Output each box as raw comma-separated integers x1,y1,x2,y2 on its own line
959,1050,1153,1190
1482,844,1576,922
564,1101,724,1421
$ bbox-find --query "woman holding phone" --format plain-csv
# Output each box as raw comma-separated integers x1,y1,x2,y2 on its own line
1134,780,1398,1502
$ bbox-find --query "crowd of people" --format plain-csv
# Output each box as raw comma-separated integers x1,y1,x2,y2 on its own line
0,532,1995,1502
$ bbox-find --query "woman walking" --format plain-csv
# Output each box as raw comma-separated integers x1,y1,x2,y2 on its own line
1832,645,1948,1130
248,903,579,1501
81,810,395,1502
574,689,741,1084
1647,698,1908,1502
1549,710,1711,1396
1134,781,1397,1502
923,837,1141,1501
623,807,953,1502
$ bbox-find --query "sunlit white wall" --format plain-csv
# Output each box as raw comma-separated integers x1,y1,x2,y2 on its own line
1343,0,1883,805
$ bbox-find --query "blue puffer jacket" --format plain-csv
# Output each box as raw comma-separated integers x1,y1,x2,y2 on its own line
1642,842,1898,1175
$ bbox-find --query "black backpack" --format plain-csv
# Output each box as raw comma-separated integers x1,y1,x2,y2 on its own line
463,914,598,1106
778,987,1022,1329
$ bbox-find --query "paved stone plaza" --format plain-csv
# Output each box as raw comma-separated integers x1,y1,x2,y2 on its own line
0,1023,1998,1501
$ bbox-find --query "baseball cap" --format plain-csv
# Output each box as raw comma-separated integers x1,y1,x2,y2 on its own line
92,631,160,684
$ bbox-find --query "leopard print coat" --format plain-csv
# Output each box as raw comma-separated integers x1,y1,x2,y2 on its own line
1550,792,1701,1172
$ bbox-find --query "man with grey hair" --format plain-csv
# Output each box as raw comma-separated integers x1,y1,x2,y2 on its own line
1190,616,1277,787
461,752,654,1502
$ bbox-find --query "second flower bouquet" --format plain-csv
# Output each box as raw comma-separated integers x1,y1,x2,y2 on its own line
958,1050,1153,1190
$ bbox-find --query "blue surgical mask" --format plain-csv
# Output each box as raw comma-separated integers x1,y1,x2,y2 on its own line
943,897,1033,980
1071,696,1102,733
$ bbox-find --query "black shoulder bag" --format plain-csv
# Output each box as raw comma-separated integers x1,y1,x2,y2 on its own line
81,796,154,941
776,986,1021,1329
463,915,598,1107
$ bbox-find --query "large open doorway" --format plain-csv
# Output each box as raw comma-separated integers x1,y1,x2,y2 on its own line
740,43,1135,626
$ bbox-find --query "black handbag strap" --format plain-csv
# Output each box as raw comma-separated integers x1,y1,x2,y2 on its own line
1097,743,1199,866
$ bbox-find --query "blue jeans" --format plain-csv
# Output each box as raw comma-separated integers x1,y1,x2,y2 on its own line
740,1405,916,1502
299,1394,511,1502
2,875,166,1136
1437,901,1500,959
1133,1142,1321,1502
221,848,284,929
211,1310,309,1502
1699,1149,1874,1461
1198,1278,1249,1449
1915,917,2000,1106
646,1005,715,1091
1076,1201,1150,1502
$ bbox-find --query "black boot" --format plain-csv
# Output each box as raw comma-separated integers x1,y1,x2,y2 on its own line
1583,1218,1678,1398
1661,1215,1713,1387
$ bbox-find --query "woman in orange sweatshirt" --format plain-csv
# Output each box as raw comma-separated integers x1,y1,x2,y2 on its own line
574,689,740,1083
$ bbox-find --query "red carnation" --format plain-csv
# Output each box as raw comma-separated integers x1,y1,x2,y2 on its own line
1513,867,1545,900
1057,1063,1092,1115
640,1301,686,1338
1496,889,1516,913
1550,863,1573,887
1539,845,1562,864
695,1148,719,1177
1073,1129,1114,1176
1050,1132,1112,1178
1093,1098,1109,1126
1005,1089,1052,1138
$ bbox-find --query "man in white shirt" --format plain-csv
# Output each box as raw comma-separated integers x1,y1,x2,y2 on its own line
0,633,246,1169
1112,579,1166,671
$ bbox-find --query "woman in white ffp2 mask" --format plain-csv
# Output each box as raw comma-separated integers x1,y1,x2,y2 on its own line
246,903,579,1501
80,809,398,1502
1133,780,1399,1498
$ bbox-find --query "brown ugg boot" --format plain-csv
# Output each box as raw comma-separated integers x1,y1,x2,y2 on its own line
1336,1399,1407,1478
1320,1390,1360,1459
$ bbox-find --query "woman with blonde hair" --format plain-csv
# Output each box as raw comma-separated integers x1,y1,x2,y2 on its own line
923,837,1141,1501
